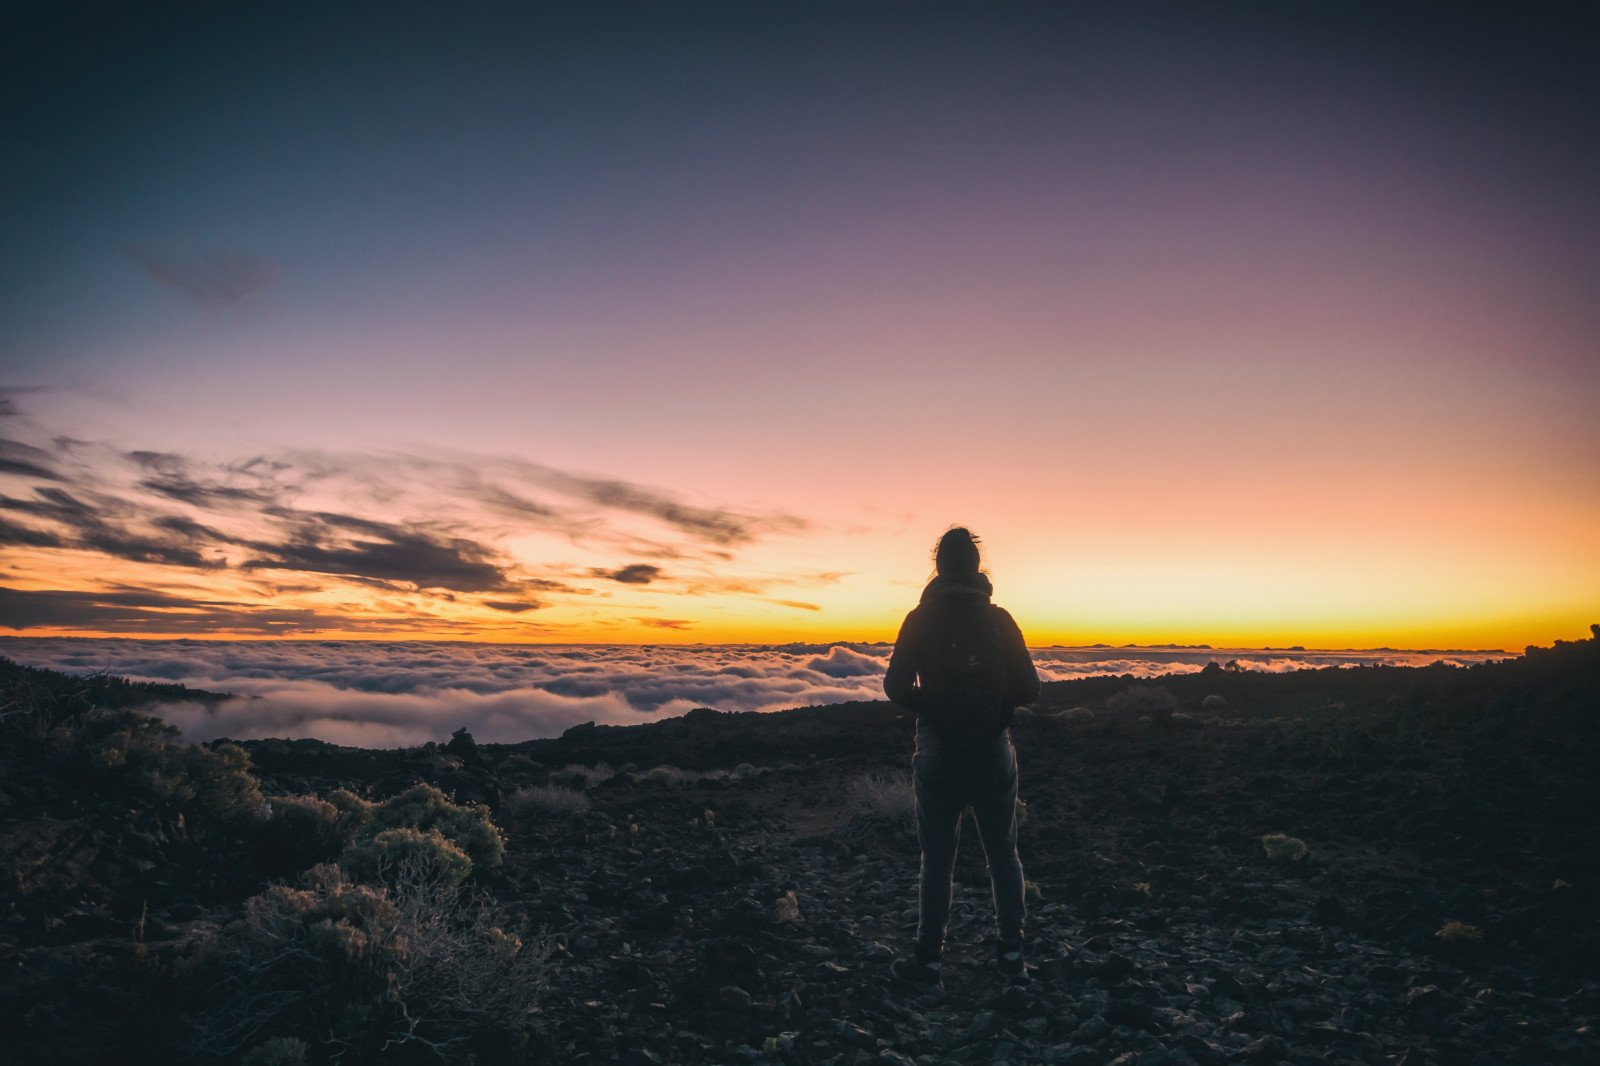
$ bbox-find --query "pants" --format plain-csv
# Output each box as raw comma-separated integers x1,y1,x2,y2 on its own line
912,721,1025,954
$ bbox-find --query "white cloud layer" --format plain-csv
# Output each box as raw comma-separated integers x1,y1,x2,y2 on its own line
0,638,1507,746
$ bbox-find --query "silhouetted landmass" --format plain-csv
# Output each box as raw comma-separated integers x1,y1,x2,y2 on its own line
2,631,1597,1063
0,655,231,711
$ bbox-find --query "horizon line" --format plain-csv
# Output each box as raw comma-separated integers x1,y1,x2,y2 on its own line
0,633,1517,655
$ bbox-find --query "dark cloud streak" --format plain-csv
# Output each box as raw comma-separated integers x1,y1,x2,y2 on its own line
598,563,661,585
0,587,365,634
124,244,277,306
0,438,62,480
242,511,513,593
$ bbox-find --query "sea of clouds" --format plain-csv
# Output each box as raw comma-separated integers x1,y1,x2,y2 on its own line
0,638,1508,748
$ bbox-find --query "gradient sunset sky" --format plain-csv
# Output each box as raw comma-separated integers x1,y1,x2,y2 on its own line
2,2,1596,649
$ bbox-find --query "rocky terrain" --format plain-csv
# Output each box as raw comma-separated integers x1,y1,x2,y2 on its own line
2,630,1597,1065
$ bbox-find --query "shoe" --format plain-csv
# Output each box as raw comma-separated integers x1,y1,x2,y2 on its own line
996,936,1027,981
891,944,943,989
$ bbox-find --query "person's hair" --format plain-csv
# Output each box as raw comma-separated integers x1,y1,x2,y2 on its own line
933,526,983,576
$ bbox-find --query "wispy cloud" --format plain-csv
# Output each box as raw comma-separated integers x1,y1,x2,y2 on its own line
124,244,277,306
767,598,822,611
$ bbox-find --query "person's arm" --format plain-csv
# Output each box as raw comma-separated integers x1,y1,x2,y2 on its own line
994,607,1041,708
884,607,926,710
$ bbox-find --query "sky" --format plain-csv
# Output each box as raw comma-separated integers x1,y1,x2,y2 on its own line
2,2,1596,650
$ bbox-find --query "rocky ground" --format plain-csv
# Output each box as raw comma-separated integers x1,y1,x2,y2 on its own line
3,632,1598,1064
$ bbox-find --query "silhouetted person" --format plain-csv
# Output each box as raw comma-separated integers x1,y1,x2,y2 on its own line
884,527,1040,987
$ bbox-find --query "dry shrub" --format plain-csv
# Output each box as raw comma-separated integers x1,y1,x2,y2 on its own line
504,784,592,816
836,770,914,839
549,762,615,788
185,861,548,1060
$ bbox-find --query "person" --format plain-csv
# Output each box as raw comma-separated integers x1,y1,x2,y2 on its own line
883,526,1041,988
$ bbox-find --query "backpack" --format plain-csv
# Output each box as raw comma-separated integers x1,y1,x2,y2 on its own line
919,604,1012,742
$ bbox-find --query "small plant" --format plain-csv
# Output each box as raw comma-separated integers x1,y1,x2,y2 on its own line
1436,920,1483,945
1133,881,1153,897
702,809,717,828
763,1035,780,1055
505,784,592,816
1261,833,1310,863
1024,880,1043,903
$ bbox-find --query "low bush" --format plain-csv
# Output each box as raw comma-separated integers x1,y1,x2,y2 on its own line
261,795,343,868
343,827,473,885
261,789,376,873
185,862,548,1061
56,708,265,827
325,788,374,836
357,783,504,872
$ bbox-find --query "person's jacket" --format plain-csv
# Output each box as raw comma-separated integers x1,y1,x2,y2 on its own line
883,572,1041,719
